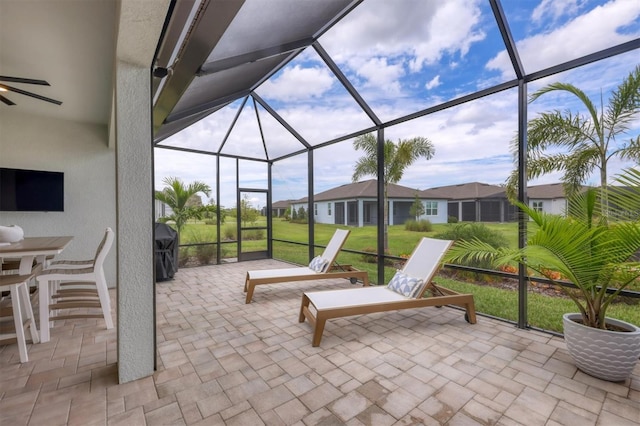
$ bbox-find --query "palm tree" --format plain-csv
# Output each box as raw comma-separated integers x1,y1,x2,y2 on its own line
155,177,211,242
352,133,435,250
506,65,640,202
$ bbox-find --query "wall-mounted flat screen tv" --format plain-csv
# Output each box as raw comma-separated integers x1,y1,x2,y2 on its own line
0,167,64,212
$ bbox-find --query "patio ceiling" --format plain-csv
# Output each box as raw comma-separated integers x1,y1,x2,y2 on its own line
152,0,361,147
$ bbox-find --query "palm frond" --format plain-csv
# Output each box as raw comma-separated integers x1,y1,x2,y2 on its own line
604,65,640,138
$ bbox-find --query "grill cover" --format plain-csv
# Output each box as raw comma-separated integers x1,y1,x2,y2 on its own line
155,222,178,281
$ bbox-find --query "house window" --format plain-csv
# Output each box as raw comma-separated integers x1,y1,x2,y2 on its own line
425,201,438,215
314,203,318,216
533,201,543,212
328,202,332,216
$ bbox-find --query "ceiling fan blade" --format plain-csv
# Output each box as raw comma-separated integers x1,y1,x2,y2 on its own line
0,84,62,105
0,94,16,106
0,75,50,86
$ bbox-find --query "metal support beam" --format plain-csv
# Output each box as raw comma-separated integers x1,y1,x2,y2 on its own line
517,79,528,329
377,128,385,285
216,154,222,264
308,150,315,262
267,163,273,257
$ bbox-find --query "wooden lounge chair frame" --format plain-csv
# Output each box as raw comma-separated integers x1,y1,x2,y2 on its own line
299,237,476,346
244,229,369,303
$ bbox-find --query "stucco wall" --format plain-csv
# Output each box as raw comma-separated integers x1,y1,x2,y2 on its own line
0,110,117,285
418,199,449,224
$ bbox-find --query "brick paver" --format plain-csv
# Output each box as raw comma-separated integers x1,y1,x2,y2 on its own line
0,260,639,425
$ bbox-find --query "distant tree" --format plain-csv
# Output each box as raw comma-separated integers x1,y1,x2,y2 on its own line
155,177,211,242
200,198,225,224
352,133,435,250
409,193,425,220
506,65,640,207
297,206,307,221
240,194,259,226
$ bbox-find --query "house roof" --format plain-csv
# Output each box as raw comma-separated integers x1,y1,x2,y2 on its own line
526,183,570,199
292,179,421,203
419,182,504,200
289,180,578,204
272,200,293,209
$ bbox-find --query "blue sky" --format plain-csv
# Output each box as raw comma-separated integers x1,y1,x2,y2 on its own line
155,0,640,209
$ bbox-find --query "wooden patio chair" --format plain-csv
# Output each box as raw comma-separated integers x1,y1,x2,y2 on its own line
244,228,369,303
299,237,476,346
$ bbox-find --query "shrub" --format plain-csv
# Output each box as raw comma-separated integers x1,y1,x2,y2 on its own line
435,222,508,271
195,243,216,265
185,229,217,265
404,219,433,232
178,246,191,267
204,219,216,225
243,229,265,240
447,216,459,223
223,225,236,241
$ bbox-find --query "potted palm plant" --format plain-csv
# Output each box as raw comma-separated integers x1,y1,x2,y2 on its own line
445,168,640,382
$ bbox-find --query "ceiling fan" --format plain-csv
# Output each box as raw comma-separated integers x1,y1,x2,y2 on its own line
0,75,62,106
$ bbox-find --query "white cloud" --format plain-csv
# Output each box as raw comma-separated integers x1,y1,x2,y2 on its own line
532,0,585,24
257,65,334,102
487,0,640,77
356,57,404,95
319,0,485,90
425,75,441,90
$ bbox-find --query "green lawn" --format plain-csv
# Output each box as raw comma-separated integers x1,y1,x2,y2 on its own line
177,217,639,332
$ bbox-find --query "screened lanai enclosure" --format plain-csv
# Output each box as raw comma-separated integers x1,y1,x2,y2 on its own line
152,0,640,331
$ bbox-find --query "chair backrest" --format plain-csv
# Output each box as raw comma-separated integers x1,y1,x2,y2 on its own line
401,237,453,297
93,228,115,269
319,229,350,267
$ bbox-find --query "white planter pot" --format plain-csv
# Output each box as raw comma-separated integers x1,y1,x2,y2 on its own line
563,313,640,382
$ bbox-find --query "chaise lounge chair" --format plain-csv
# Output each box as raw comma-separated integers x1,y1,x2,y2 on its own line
299,237,476,346
244,229,369,303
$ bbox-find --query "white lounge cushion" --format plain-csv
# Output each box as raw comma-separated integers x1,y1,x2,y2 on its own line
0,225,24,243
248,267,318,280
306,286,408,310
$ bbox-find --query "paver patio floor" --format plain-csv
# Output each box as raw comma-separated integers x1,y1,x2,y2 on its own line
1,259,638,425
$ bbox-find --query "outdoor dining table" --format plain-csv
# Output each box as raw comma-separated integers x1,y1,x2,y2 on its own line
0,236,74,344
0,236,73,275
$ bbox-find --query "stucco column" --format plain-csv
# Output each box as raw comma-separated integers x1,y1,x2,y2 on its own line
115,60,155,383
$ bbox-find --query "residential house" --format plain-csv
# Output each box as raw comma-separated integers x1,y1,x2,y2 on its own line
526,183,571,215
292,181,574,226
419,182,516,222
290,180,449,226
271,199,293,218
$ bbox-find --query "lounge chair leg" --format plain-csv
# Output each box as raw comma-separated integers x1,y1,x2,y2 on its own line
299,294,310,323
312,316,326,347
243,273,249,292
465,303,477,324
